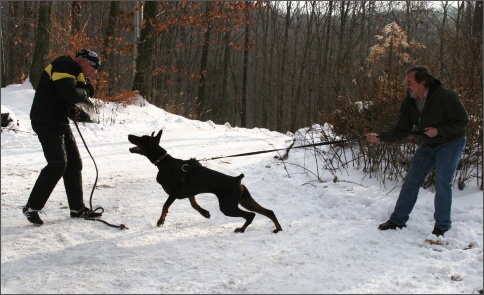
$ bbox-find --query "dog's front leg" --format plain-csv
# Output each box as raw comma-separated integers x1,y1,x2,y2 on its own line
158,195,177,226
189,196,210,219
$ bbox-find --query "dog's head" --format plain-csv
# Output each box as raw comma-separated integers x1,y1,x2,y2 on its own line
128,130,163,156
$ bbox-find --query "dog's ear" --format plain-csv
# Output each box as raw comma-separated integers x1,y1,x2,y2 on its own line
154,130,162,144
151,131,155,138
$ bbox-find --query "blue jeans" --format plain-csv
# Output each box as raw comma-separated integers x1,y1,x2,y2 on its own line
389,136,466,230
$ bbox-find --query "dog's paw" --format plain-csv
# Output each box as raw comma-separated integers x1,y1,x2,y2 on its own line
156,219,164,227
234,227,245,233
273,228,282,233
201,210,210,219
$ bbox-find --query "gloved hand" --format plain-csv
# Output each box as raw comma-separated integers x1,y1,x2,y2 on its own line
67,104,81,121
76,81,95,97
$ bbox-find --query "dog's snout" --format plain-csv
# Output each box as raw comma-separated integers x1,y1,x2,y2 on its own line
128,135,144,154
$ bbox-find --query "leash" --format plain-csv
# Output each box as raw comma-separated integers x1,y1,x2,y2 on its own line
1,126,37,135
73,122,128,230
201,137,359,161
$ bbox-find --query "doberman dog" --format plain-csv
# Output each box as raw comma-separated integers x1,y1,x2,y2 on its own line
128,130,282,233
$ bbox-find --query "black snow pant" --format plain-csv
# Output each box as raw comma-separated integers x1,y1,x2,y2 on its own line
27,121,85,211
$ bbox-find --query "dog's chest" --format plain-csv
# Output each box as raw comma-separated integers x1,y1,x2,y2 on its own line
155,159,201,198
156,169,181,195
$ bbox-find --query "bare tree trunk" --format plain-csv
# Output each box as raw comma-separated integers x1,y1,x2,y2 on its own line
102,1,120,94
456,1,464,32
259,4,271,128
1,31,5,87
404,1,411,33
196,2,212,120
277,1,292,131
472,0,483,190
291,1,316,132
2,2,36,85
472,1,483,37
334,1,349,96
29,1,52,90
71,1,81,34
221,31,231,124
133,1,156,102
317,1,333,112
240,1,250,128
439,2,450,73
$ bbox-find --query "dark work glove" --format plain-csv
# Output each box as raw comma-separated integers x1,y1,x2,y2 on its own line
67,104,80,121
76,81,95,97
85,83,95,97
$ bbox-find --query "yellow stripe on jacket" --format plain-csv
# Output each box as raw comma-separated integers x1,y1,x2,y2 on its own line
44,64,86,83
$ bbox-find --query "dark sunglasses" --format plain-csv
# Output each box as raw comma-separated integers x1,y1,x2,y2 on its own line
85,58,98,69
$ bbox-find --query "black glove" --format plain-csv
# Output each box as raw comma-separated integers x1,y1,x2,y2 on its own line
76,81,95,97
67,104,81,121
85,83,95,97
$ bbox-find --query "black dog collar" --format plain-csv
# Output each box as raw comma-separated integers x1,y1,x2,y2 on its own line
152,153,168,165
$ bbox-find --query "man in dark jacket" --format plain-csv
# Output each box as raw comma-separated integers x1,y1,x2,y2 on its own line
24,49,102,225
365,66,468,237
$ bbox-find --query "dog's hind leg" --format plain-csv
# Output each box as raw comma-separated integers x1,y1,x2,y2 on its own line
231,210,255,233
239,185,282,233
218,200,255,233
189,196,210,219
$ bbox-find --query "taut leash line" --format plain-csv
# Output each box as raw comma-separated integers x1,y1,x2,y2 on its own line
201,137,359,161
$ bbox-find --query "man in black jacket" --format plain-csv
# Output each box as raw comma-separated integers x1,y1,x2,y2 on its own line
24,49,102,225
365,66,468,237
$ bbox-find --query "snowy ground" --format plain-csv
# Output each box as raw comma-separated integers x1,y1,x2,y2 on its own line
1,81,483,294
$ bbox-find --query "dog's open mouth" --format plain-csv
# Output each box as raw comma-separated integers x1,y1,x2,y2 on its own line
128,135,142,154
129,146,141,153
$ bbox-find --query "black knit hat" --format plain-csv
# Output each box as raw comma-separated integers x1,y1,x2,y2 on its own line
75,49,100,69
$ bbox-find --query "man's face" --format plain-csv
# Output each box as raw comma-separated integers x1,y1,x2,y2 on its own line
82,58,98,78
404,71,427,99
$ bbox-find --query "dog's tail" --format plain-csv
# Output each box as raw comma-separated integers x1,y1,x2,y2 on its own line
235,173,245,185
236,174,245,192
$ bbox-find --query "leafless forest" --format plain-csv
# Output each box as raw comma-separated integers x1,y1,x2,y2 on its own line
1,1,482,188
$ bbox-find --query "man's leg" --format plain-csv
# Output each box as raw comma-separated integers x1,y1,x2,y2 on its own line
389,143,435,225
433,136,466,230
63,126,102,219
62,126,85,210
27,122,67,210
